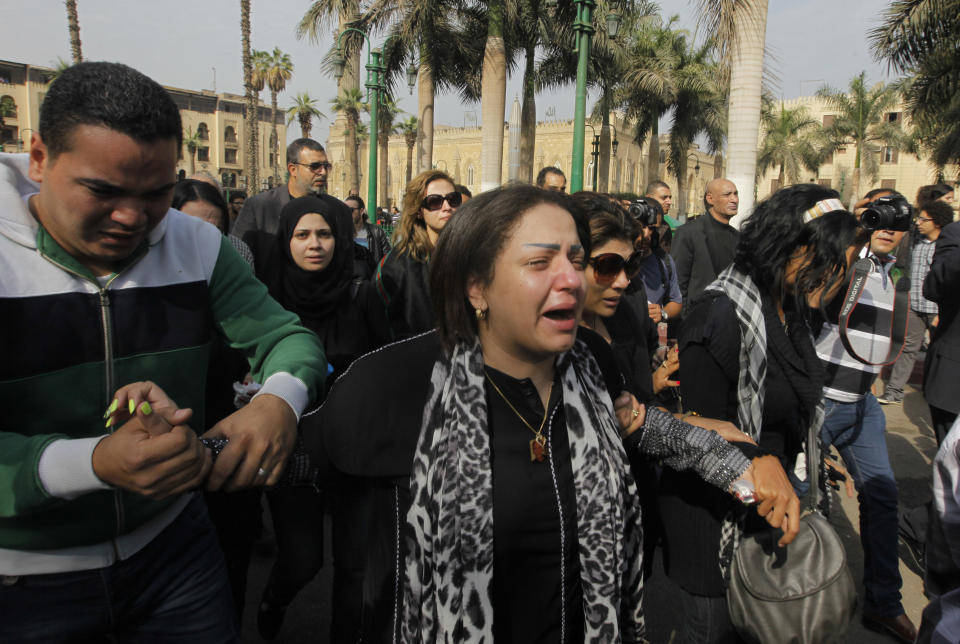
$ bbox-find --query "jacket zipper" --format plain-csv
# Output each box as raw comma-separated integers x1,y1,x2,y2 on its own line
39,253,130,548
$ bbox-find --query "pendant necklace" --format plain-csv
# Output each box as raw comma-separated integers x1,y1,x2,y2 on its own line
484,371,553,462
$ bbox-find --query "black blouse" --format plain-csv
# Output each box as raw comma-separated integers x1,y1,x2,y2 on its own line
658,292,822,595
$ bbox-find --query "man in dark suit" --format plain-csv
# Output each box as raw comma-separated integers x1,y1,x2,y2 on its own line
923,220,960,445
670,177,739,304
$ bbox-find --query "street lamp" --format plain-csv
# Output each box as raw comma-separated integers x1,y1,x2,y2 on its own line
332,30,416,222
585,123,600,192
610,124,619,157
570,0,621,192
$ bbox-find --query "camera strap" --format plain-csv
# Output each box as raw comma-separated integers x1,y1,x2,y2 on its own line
837,257,909,366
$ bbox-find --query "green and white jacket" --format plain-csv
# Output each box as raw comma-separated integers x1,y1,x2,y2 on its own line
0,153,324,572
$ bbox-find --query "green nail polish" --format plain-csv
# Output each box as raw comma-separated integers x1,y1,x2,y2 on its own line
105,417,114,428
128,399,136,414
104,399,119,418
140,401,152,416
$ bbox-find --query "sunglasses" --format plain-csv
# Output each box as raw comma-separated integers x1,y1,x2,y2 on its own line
420,192,463,211
589,252,643,283
295,161,332,173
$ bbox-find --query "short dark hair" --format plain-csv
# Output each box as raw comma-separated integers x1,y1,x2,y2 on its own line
345,194,364,209
455,184,472,198
286,138,325,165
645,180,670,195
922,200,955,229
431,184,589,353
864,187,905,201
571,192,638,249
39,62,182,158
917,183,954,207
171,179,230,233
735,184,864,316
536,166,565,187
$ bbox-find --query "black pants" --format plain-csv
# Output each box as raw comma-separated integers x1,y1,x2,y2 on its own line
929,404,958,446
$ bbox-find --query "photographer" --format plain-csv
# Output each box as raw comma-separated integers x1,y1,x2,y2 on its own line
815,188,917,642
629,197,683,326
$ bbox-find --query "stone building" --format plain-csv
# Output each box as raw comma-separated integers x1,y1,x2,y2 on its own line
756,95,958,208
0,59,284,194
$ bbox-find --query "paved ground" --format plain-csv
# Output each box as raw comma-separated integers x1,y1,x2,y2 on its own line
238,382,939,643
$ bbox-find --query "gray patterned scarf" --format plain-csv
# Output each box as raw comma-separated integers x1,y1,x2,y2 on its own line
401,337,645,643
705,266,827,580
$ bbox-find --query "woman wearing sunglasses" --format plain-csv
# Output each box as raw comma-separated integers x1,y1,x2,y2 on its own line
376,169,462,339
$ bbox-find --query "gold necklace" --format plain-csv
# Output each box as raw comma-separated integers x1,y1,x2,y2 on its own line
484,371,553,462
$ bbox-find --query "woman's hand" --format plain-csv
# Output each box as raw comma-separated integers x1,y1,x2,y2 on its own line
740,455,800,547
104,381,193,434
680,415,756,445
614,392,646,437
652,345,679,394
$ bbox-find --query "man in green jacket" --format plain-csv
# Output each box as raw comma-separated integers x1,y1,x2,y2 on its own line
0,62,324,641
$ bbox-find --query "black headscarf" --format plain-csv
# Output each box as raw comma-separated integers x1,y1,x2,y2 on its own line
259,195,355,334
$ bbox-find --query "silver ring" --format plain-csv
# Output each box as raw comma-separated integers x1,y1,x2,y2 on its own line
257,467,268,478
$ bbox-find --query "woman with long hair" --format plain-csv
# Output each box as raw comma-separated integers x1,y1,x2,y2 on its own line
658,184,867,642
172,179,254,267
375,169,460,338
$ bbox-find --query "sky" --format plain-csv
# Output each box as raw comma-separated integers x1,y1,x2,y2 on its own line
0,0,898,142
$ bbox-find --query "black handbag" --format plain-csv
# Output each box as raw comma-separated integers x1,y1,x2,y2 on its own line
726,421,857,643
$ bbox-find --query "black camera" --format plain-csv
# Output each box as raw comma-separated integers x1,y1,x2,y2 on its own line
859,196,912,232
628,198,661,228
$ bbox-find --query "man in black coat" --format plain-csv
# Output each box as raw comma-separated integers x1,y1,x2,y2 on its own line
923,220,960,445
231,138,330,264
670,177,739,304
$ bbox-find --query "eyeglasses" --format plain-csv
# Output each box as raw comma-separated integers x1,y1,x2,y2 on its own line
295,161,332,173
917,216,933,223
420,191,463,211
589,252,643,283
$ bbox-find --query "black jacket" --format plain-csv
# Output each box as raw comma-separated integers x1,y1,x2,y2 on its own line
924,221,960,413
375,249,435,340
363,223,392,265
231,184,291,265
670,214,738,305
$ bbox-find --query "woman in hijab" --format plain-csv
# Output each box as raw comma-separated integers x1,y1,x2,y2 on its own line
254,195,388,640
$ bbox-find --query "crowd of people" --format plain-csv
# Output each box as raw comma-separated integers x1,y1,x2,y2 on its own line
1,60,959,644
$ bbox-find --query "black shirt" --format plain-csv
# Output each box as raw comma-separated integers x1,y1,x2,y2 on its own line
486,367,584,643
703,212,739,277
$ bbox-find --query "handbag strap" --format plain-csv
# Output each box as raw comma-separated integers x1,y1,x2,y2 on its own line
806,415,822,513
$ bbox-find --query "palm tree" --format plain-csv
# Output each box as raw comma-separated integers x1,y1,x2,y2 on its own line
371,95,400,207
398,115,419,186
694,0,768,224
479,0,508,190
870,0,960,174
756,101,827,187
331,87,366,194
45,57,73,84
818,72,905,209
65,0,82,64
265,47,294,184
287,92,326,139
240,0,259,195
183,128,203,176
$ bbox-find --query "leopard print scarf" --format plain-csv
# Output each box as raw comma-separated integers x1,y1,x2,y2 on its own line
401,337,645,643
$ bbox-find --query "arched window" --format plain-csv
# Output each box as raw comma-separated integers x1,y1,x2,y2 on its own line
197,123,209,140
466,164,475,187
224,126,237,143
0,95,16,118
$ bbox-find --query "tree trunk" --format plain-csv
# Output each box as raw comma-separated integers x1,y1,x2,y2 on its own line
379,134,389,208
240,0,259,195
65,0,82,64
675,156,688,220
518,44,536,185
725,0,768,229
346,115,359,195
647,121,660,187
599,104,611,193
416,61,435,173
300,113,311,139
406,141,414,186
849,146,862,211
335,8,361,194
190,150,196,176
777,163,784,187
271,90,280,185
480,0,507,192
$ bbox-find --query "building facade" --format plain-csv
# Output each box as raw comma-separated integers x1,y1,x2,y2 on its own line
0,59,285,194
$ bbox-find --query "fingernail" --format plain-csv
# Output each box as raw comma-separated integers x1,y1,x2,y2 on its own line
128,399,136,414
103,399,119,419
105,417,114,428
140,401,152,416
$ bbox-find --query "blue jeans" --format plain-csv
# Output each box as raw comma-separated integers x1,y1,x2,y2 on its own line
821,394,903,617
0,494,238,643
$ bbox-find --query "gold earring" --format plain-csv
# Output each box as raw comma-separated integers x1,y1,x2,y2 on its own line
475,308,486,321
